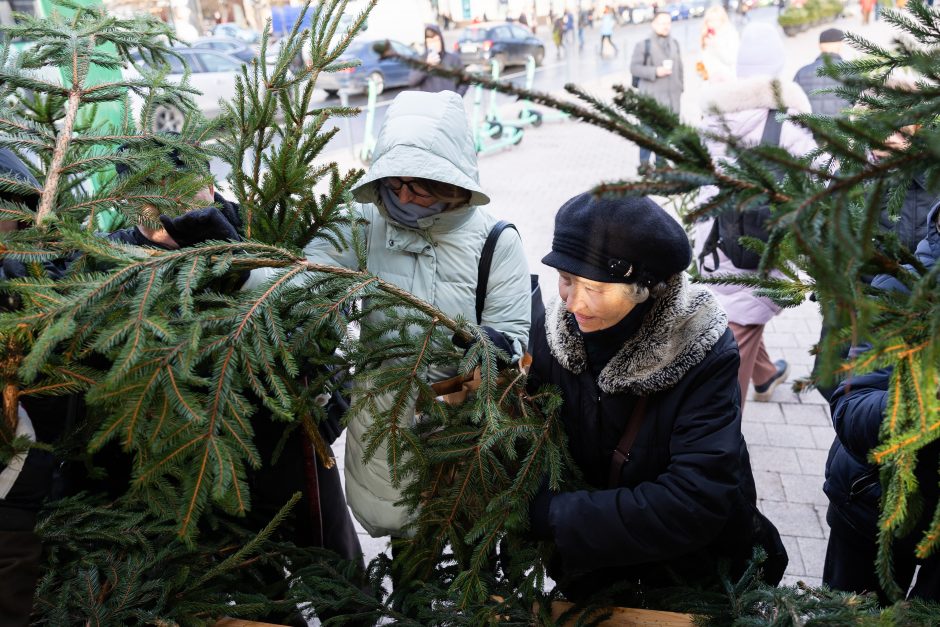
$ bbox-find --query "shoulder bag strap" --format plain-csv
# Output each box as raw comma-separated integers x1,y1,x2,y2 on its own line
760,109,783,147
476,220,517,325
607,396,649,489
643,37,651,66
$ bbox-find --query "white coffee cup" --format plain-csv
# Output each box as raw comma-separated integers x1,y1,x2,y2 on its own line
662,59,674,71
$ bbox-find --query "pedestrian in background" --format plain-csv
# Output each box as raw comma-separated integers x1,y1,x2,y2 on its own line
860,0,875,24
599,6,618,57
630,11,684,167
694,22,816,408
552,16,566,59
578,9,588,52
697,5,738,82
526,192,786,600
409,24,468,96
793,28,852,116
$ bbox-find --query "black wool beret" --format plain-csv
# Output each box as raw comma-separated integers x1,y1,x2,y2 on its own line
541,192,692,285
819,28,843,44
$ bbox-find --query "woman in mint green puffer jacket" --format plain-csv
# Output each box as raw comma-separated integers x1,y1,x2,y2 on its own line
248,90,531,538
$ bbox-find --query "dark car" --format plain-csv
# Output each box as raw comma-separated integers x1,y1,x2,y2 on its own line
317,39,418,97
455,22,546,70
664,3,691,19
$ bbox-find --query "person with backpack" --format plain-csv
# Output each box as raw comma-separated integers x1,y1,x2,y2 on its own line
244,90,531,548
629,11,684,168
525,192,786,600
793,29,852,117
693,23,816,409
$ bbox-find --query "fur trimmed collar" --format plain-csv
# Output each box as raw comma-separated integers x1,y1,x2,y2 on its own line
701,76,813,116
544,273,728,396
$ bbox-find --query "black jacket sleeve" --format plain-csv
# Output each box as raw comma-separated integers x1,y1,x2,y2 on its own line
829,369,890,466
548,345,745,572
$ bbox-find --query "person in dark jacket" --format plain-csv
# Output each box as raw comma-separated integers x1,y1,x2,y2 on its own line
408,24,468,96
0,148,52,627
109,138,242,249
871,123,940,254
112,140,365,624
823,369,940,603
526,192,786,600
823,204,940,602
0,144,246,626
793,29,852,117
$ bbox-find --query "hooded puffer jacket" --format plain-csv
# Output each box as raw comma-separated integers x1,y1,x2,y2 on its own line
263,91,532,536
693,77,817,325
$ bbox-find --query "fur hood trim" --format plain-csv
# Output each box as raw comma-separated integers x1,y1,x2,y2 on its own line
701,77,812,116
545,273,728,395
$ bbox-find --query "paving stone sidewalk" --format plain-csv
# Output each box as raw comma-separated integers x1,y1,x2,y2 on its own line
317,13,903,592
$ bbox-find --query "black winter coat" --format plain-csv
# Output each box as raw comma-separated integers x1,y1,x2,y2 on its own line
793,53,851,116
878,173,940,253
824,369,940,543
528,274,783,594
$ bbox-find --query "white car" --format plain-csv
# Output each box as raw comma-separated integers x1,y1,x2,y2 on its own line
129,48,245,132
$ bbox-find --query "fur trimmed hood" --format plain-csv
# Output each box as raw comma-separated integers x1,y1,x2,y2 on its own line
545,273,728,395
701,76,812,116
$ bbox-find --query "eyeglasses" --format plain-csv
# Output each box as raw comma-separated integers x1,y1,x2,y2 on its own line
384,177,435,199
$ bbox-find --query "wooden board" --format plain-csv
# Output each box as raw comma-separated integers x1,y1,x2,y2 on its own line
213,602,696,627
547,601,696,627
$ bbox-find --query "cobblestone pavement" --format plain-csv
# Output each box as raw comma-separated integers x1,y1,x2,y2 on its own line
315,13,902,593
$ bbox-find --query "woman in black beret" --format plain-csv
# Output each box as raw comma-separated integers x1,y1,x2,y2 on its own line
526,192,786,599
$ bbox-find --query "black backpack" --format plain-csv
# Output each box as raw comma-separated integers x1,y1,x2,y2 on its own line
477,221,544,342
698,110,783,272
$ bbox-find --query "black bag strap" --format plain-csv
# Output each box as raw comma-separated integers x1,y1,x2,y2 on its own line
643,37,651,65
760,109,783,147
607,396,649,488
476,220,517,325
697,219,722,273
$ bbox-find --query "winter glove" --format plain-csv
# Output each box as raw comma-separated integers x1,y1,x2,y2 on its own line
317,389,349,446
0,258,26,311
528,475,554,542
452,326,515,366
158,206,240,248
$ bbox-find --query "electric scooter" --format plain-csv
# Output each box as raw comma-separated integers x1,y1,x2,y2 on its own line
358,76,379,163
516,55,569,127
472,60,524,154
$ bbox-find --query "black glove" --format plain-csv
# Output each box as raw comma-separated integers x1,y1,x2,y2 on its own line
528,475,554,542
452,326,515,364
318,389,349,445
159,206,240,248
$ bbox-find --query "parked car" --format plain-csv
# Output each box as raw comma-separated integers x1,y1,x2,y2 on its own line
317,39,419,97
128,48,244,132
455,22,545,70
664,3,691,20
190,37,258,63
212,23,261,45
627,3,656,24
689,0,708,17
